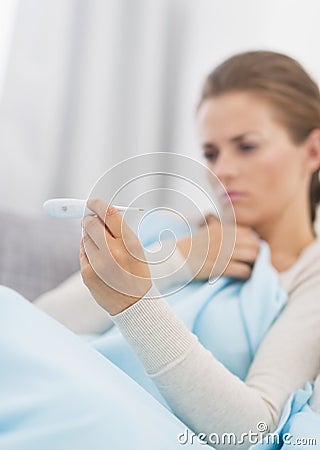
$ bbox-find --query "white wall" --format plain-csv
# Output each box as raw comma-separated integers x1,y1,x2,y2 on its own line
0,0,18,101
172,0,320,162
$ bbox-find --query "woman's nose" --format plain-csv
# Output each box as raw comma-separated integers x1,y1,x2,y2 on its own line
210,154,239,181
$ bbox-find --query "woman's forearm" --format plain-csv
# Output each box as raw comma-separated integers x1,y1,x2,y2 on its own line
112,284,320,449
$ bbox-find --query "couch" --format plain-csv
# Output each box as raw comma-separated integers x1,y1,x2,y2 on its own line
0,209,81,301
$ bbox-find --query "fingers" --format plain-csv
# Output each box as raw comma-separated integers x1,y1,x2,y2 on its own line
79,237,88,265
224,225,260,279
232,245,259,266
201,214,219,227
80,232,113,286
83,231,100,257
234,225,260,260
82,215,109,250
236,226,260,246
87,198,125,239
80,237,97,284
224,260,253,280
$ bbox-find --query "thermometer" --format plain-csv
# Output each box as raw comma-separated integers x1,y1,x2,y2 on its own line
43,198,145,219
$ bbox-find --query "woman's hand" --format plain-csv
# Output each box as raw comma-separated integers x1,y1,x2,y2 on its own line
177,215,260,280
80,199,152,316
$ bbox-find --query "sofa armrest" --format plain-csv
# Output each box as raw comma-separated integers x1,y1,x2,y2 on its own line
0,209,81,300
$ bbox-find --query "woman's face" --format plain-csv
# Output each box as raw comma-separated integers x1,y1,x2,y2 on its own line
197,91,310,229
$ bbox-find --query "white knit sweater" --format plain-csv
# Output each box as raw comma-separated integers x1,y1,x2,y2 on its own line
112,239,320,448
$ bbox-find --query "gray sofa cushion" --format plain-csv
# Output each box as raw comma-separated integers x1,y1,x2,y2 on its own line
0,210,81,300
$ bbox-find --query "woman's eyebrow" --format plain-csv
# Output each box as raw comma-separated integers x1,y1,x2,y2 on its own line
202,142,218,150
230,131,260,142
202,132,261,148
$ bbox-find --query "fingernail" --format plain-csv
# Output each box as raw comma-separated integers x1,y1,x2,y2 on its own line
106,205,118,215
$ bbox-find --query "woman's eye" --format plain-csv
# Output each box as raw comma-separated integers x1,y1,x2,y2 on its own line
239,143,256,152
204,152,219,161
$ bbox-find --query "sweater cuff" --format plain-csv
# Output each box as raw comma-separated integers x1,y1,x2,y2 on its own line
112,285,197,374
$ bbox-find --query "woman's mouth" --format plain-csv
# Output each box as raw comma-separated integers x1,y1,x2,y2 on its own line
222,191,245,203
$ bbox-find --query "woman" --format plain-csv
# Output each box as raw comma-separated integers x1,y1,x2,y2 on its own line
1,50,320,450
80,51,320,443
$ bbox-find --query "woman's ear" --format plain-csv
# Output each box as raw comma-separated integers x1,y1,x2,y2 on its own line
305,129,320,173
